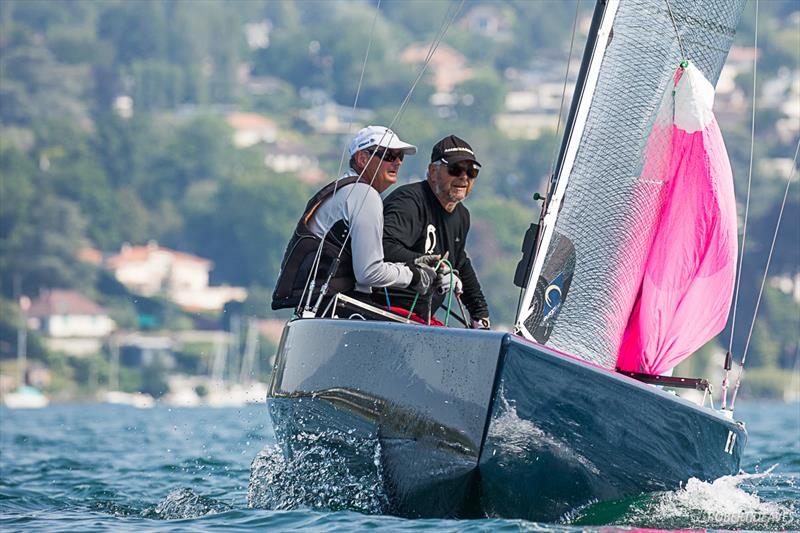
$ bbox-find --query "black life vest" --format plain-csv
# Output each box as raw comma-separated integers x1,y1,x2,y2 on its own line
271,176,361,310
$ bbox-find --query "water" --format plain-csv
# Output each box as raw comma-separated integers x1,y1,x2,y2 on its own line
1,401,797,532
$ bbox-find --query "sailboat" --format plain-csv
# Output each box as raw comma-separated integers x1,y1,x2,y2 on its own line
3,296,48,409
265,0,748,521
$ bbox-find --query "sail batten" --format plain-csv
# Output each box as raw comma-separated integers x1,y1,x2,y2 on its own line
515,0,746,368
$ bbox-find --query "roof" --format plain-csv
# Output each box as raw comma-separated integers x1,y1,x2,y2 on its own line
226,112,276,130
77,247,104,265
106,243,211,269
400,43,472,92
401,43,466,68
264,141,315,157
27,289,108,318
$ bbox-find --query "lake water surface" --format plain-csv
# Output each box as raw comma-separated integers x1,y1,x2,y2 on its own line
1,400,797,531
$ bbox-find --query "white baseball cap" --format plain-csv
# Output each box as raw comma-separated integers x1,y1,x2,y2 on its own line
348,125,417,157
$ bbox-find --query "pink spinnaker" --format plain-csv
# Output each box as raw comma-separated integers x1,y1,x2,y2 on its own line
616,63,738,375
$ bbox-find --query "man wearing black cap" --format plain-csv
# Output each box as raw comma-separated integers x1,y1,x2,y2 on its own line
382,135,491,328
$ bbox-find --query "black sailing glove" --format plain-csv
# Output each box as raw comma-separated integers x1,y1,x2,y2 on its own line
408,264,437,295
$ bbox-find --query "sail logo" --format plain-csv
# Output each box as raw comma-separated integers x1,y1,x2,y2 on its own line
542,273,564,320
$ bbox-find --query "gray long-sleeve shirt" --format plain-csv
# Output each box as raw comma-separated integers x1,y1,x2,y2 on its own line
308,175,413,294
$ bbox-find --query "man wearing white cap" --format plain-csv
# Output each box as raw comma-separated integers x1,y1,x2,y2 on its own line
271,126,438,312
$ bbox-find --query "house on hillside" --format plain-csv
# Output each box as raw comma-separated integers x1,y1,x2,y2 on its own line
26,289,116,356
263,141,325,183
263,141,317,173
401,43,473,96
495,64,576,139
226,112,278,148
300,102,373,135
117,333,175,368
106,242,247,312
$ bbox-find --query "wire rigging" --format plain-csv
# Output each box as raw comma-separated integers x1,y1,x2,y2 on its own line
517,0,583,322
298,1,382,314
730,136,799,412
549,0,582,180
722,0,758,410
334,0,382,181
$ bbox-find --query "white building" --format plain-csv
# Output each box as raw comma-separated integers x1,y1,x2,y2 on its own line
300,102,373,135
263,141,317,173
106,242,247,312
226,112,278,148
26,290,116,356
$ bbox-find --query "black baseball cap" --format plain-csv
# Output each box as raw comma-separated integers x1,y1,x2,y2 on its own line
430,135,481,167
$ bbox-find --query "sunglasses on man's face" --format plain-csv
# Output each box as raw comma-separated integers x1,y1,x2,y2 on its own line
442,161,479,179
367,148,404,163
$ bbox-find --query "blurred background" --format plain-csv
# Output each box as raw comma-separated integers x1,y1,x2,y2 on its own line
0,0,797,406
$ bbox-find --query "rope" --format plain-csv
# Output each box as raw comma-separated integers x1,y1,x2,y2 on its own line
722,0,758,409
664,0,687,61
407,292,420,319
441,259,454,326
730,136,799,412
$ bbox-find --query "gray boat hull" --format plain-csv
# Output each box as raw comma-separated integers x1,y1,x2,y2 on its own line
267,318,746,520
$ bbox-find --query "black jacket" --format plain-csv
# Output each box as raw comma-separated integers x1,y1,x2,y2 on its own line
271,176,357,311
382,180,489,320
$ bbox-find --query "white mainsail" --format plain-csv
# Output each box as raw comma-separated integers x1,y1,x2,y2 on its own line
514,0,746,368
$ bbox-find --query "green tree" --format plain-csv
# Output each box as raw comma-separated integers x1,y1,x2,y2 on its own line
138,116,234,206
194,171,311,287
129,60,186,111
455,69,506,123
97,1,167,67
467,196,532,325
1,193,93,296
0,40,90,126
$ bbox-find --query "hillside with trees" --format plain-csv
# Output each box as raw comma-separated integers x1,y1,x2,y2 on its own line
0,0,797,400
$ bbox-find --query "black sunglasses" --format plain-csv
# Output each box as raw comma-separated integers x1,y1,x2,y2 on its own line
367,147,404,162
442,161,479,179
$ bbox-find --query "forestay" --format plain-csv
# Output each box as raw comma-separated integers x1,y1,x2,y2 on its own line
515,0,746,368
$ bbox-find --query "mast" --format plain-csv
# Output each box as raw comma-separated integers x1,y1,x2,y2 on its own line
515,0,620,338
